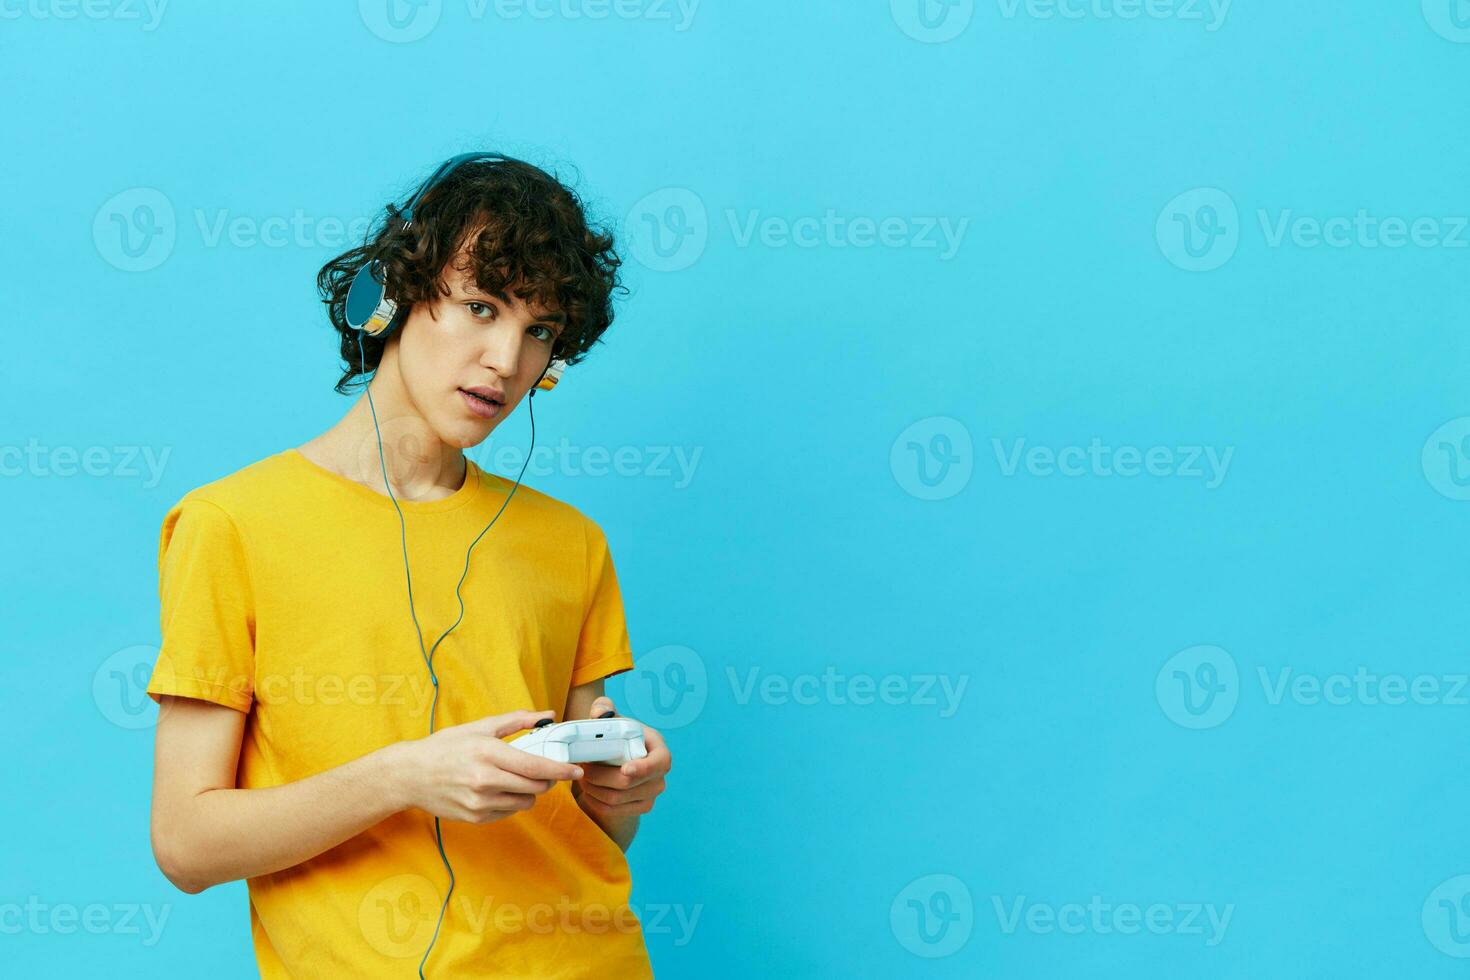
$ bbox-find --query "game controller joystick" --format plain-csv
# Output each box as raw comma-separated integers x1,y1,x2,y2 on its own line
508,717,648,765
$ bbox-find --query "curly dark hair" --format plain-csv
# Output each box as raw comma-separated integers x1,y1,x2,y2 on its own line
317,154,624,395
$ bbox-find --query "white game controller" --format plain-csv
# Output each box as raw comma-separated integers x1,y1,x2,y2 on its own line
508,717,649,765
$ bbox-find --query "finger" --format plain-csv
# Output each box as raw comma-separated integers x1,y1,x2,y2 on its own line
590,696,616,719
580,763,646,791
495,744,585,783
579,762,630,788
619,727,669,781
480,709,556,739
488,770,559,796
481,791,540,811
638,723,666,755
579,776,665,808
451,801,519,823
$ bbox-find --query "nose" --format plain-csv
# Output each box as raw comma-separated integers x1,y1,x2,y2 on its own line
478,322,529,380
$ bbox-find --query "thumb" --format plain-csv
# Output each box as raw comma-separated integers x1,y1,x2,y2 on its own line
478,709,555,739
587,696,617,720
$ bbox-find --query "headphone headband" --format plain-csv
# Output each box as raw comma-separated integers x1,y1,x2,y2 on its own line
399,152,504,227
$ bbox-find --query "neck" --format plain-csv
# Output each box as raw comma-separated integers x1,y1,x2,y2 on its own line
300,355,467,503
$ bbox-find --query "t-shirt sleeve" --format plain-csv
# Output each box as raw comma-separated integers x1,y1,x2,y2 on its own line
147,496,256,712
569,519,635,689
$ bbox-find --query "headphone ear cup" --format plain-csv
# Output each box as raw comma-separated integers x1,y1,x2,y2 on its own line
535,358,567,393
345,261,398,336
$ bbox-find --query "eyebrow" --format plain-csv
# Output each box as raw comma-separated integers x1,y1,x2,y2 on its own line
472,287,568,328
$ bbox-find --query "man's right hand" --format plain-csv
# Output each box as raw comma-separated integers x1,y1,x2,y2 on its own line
388,710,584,824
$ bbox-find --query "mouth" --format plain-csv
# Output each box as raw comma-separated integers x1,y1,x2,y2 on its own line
458,387,505,419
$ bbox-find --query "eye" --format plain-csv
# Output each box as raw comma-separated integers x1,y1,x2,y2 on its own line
529,324,557,343
465,301,495,319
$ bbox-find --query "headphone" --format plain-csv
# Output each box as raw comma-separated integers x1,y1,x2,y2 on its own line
343,152,559,978
343,151,568,393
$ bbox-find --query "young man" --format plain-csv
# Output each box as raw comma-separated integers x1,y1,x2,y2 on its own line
146,154,670,978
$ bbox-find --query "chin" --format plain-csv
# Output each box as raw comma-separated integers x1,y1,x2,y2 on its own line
443,430,481,451
449,420,501,450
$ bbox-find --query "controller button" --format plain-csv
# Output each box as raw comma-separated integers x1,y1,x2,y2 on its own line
534,718,554,728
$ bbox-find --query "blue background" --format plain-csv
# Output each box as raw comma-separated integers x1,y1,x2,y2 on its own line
4,0,1470,975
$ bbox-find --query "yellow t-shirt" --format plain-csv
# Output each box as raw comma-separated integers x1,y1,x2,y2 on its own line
146,448,654,979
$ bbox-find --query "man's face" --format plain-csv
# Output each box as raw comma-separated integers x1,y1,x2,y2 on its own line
388,257,566,450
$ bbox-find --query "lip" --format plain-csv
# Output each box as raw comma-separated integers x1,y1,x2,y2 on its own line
458,388,503,419
462,385,505,404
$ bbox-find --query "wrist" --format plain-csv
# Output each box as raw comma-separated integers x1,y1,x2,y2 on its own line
572,785,638,851
373,739,417,814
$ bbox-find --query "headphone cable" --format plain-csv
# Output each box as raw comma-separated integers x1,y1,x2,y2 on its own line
353,331,542,978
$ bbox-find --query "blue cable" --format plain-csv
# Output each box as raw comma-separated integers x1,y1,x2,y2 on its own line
353,331,540,978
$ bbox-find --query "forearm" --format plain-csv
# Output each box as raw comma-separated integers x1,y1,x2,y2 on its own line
572,781,640,852
156,743,406,893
